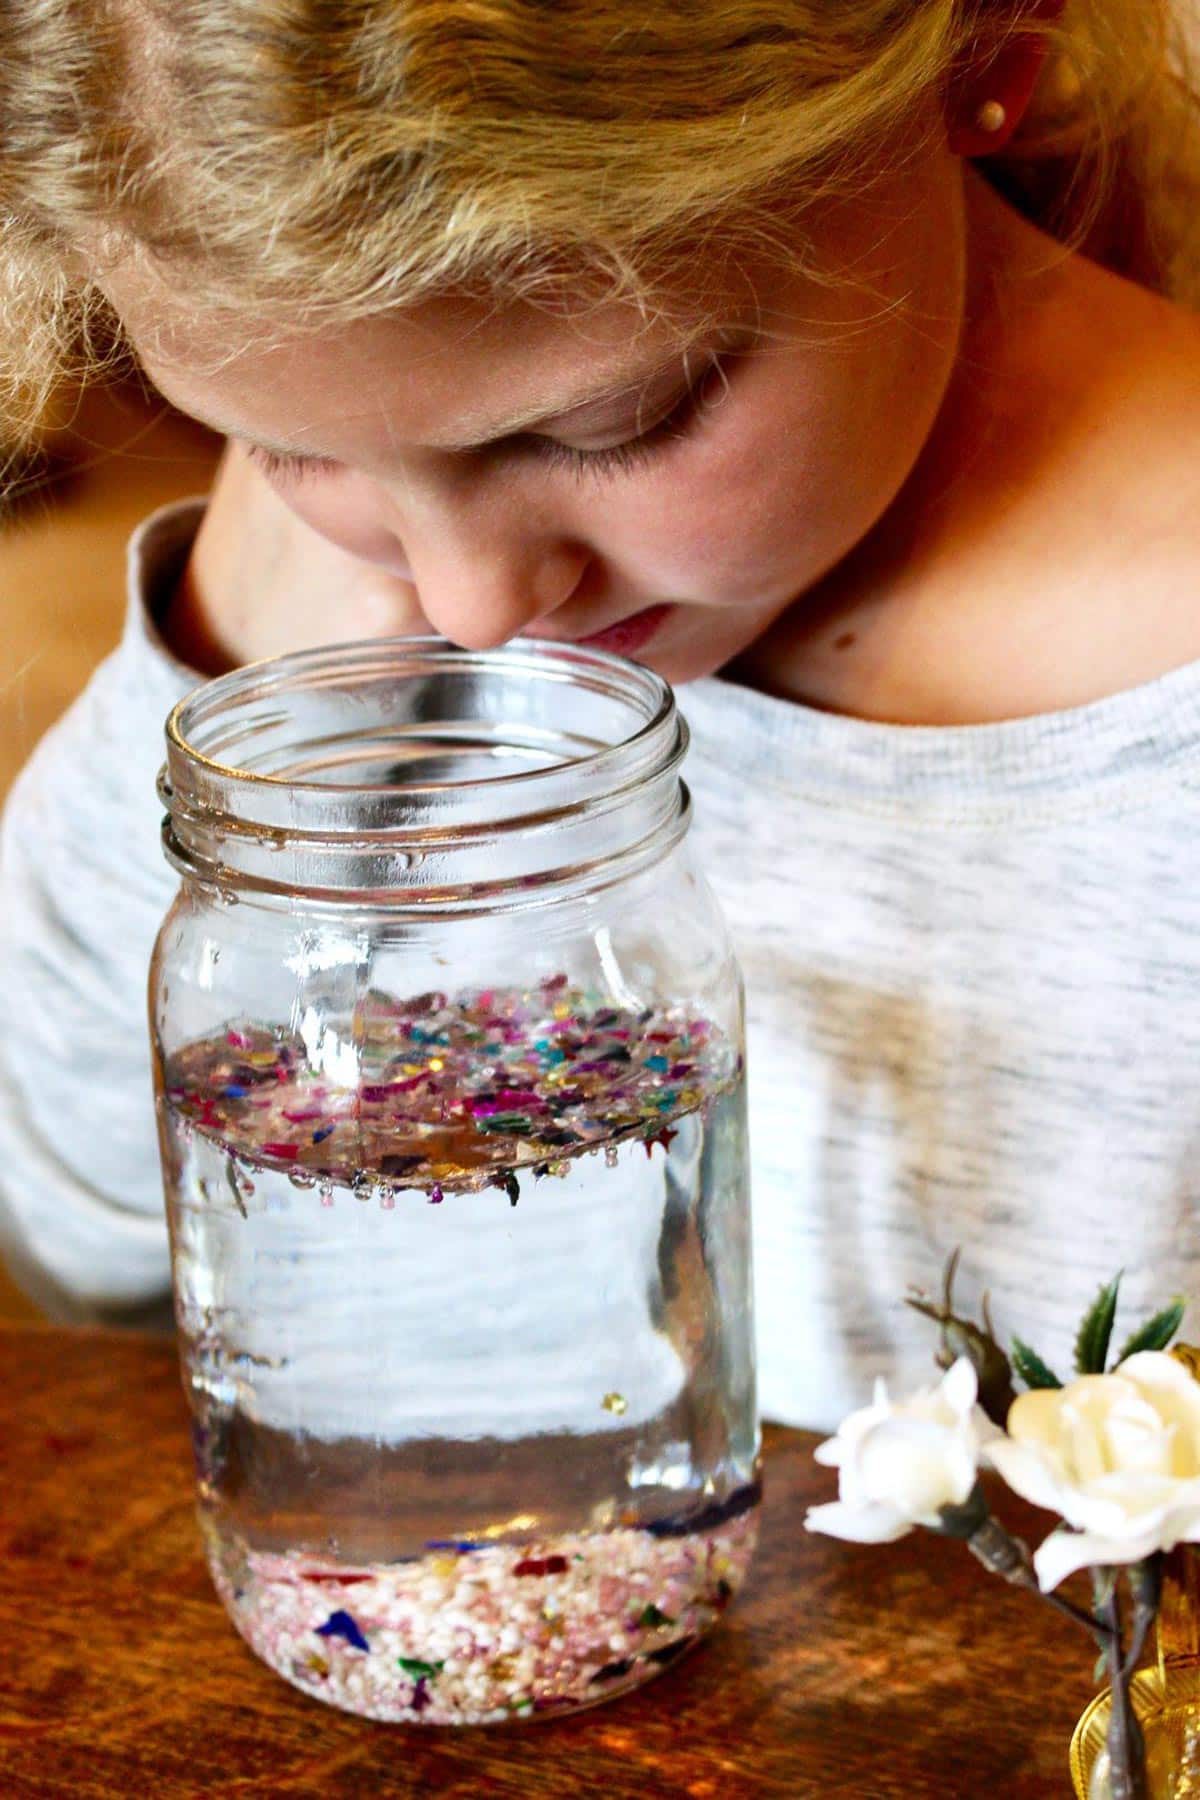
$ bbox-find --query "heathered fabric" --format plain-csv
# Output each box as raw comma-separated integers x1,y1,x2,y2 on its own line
3,500,1199,1426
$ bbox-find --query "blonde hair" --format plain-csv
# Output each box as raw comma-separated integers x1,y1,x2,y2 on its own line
0,0,1197,461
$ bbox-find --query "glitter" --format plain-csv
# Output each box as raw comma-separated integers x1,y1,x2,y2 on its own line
397,1656,444,1680
639,1603,674,1629
477,1113,533,1135
592,1657,635,1683
513,1554,569,1577
224,1161,248,1219
165,981,737,1201
315,1610,369,1652
380,1155,422,1179
602,1392,628,1416
213,1510,757,1725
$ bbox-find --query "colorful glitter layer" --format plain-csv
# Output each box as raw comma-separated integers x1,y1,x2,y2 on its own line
208,1499,759,1725
164,975,739,1197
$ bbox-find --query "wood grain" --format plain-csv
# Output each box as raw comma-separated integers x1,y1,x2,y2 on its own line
0,1325,1095,1798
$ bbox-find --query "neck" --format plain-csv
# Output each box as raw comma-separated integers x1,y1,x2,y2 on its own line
732,175,1200,725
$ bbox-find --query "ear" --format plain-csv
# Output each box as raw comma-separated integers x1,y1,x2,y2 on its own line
945,1,1063,158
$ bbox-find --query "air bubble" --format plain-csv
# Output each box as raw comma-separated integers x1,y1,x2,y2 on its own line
318,1182,335,1208
604,1143,620,1170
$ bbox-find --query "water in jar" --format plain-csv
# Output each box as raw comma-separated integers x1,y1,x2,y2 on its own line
159,974,759,1724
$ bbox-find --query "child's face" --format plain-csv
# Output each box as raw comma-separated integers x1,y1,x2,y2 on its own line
111,141,966,684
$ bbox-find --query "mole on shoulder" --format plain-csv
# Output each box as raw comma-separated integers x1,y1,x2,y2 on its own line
832,631,857,652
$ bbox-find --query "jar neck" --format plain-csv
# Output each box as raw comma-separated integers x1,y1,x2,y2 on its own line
160,637,690,911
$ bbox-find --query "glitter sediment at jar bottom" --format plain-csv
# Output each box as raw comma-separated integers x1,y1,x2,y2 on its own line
207,1501,760,1724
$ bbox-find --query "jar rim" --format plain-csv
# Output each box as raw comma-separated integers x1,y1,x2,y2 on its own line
160,635,690,907
166,635,675,797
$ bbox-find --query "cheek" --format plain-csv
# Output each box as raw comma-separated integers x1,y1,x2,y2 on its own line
605,319,955,603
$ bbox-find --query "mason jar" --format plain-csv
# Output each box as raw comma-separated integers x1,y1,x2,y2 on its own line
150,637,758,1725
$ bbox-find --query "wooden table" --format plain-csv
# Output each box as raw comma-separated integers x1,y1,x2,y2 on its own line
0,1326,1092,1797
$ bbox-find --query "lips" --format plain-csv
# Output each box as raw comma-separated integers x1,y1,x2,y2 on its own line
576,603,674,658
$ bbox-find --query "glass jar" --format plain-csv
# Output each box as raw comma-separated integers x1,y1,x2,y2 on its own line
150,637,759,1726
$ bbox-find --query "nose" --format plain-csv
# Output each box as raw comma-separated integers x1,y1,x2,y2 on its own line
395,496,590,651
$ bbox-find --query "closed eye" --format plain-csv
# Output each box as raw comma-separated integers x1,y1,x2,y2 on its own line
244,444,343,483
528,354,732,482
242,352,734,486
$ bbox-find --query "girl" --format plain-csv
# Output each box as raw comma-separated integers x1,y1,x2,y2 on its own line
2,0,1200,1427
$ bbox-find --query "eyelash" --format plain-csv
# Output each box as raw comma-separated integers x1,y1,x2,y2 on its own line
532,366,720,480
244,359,724,487
244,445,342,484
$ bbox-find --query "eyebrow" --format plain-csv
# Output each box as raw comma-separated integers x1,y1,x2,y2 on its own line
141,330,735,462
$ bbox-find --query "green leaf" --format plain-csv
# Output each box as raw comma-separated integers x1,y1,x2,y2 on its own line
1115,1300,1186,1365
1074,1274,1122,1375
1011,1336,1062,1390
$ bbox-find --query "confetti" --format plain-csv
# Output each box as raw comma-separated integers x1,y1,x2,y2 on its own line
398,1656,445,1680
512,1554,569,1578
210,1501,758,1725
638,1603,674,1629
164,975,737,1201
314,1609,370,1652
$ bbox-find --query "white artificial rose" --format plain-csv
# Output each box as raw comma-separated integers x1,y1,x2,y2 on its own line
804,1357,995,1544
985,1351,1200,1591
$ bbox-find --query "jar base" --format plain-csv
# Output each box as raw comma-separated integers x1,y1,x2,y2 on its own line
206,1503,759,1725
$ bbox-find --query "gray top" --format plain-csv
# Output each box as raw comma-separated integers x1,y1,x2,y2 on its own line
4,499,1199,1427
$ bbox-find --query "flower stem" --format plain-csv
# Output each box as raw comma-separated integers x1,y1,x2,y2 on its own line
965,1515,1109,1648
1095,1571,1149,1800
